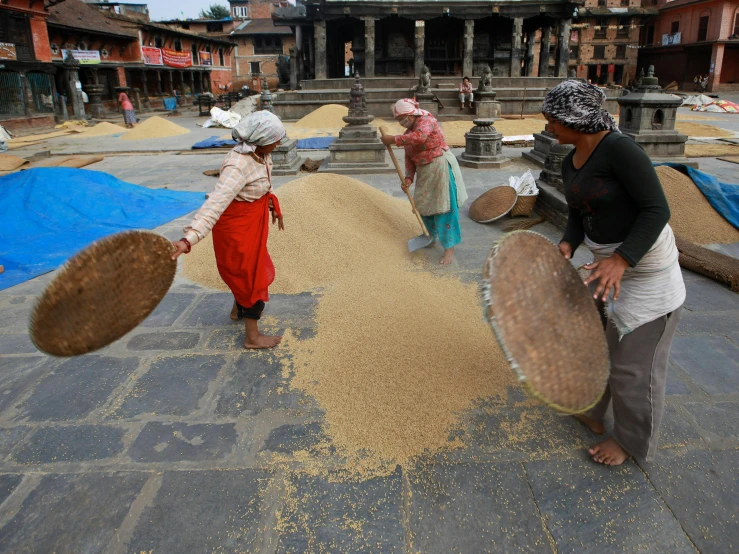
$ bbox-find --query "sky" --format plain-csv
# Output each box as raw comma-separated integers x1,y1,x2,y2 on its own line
146,0,221,22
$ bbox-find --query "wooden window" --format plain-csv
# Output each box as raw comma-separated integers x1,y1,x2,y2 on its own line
616,45,626,58
191,43,199,65
670,20,679,35
254,35,283,54
593,45,606,59
598,0,607,6
0,12,35,61
621,0,629,6
734,12,739,36
206,22,224,32
595,18,609,39
250,61,261,74
698,15,709,41
219,48,225,66
155,37,163,48
569,46,579,60
174,39,183,52
617,18,630,38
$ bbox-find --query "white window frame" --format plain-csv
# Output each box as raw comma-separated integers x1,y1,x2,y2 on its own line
233,6,249,18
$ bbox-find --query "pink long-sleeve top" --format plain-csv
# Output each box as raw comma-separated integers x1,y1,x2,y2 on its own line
393,114,449,182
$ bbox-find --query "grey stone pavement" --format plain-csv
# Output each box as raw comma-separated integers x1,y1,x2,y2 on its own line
0,108,737,553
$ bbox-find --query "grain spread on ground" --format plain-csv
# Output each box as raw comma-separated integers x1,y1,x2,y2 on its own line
294,104,349,129
685,144,739,158
183,174,513,475
674,121,733,138
441,120,547,147
76,122,128,138
656,165,739,244
121,116,190,140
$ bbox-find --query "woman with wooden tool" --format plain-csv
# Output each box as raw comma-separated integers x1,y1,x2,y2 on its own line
542,80,686,466
172,111,286,349
380,98,468,265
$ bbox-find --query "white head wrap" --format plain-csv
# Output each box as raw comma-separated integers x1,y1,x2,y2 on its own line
231,111,286,154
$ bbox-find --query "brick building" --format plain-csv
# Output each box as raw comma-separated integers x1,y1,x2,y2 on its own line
0,0,56,130
638,0,739,92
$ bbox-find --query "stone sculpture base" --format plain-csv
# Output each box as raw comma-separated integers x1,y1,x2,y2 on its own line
522,130,557,168
475,100,501,119
458,119,511,169
322,124,394,174
416,93,438,116
622,131,698,168
271,137,301,176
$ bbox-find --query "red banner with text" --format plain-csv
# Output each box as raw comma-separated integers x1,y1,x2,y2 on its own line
162,48,192,68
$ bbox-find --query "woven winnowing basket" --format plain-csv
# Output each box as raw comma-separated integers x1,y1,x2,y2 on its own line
29,231,176,357
481,231,610,414
469,186,517,223
509,194,538,218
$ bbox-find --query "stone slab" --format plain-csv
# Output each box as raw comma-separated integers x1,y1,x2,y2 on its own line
12,425,125,464
407,461,550,553
261,422,327,454
643,449,739,554
216,351,312,417
0,474,22,506
683,278,739,312
683,402,739,440
141,292,197,327
127,470,272,553
0,357,49,415
0,472,147,553
114,355,225,418
0,334,37,355
181,293,234,327
126,331,201,351
457,156,512,169
276,467,405,553
15,356,138,422
127,421,238,462
669,336,739,394
525,458,696,553
658,405,702,449
676,310,739,336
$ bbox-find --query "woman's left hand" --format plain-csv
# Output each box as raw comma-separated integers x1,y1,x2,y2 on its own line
584,253,630,302
270,201,284,230
380,134,396,146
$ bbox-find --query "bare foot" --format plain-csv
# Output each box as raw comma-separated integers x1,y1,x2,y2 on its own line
440,247,455,265
243,318,281,349
574,414,605,435
243,334,282,349
588,437,630,466
230,301,239,321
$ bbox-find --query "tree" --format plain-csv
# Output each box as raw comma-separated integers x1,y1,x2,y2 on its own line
199,4,230,19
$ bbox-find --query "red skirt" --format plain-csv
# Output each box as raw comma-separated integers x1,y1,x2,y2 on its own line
212,193,280,308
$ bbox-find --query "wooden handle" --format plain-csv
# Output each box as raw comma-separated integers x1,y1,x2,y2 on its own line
379,126,429,237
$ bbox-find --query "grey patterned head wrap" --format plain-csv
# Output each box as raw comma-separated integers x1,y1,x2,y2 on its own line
541,80,619,134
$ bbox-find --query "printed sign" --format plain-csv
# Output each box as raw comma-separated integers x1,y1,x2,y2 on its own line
0,42,17,61
662,32,681,46
142,46,163,65
69,50,101,64
162,48,192,68
199,51,212,66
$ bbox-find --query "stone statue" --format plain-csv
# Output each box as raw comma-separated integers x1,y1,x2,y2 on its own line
348,72,366,112
568,68,577,79
647,65,655,78
478,65,493,92
418,65,431,94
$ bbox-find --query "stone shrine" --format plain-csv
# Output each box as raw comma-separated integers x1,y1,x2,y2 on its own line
83,82,106,119
458,119,510,169
262,87,301,176
474,66,501,119
617,66,694,166
322,73,392,174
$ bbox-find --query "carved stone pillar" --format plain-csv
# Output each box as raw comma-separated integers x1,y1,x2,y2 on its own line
414,20,425,77
538,26,552,77
463,20,474,78
525,31,536,77
556,19,572,78
314,20,327,79
155,70,163,95
511,18,524,77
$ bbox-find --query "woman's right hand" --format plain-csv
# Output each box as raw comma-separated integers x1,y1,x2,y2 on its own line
171,241,189,260
558,241,573,260
401,178,413,193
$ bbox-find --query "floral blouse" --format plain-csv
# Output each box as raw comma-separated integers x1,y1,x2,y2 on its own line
394,114,449,182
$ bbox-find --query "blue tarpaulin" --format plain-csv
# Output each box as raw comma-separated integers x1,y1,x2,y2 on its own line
656,163,739,230
191,136,237,149
163,97,178,111
0,168,204,291
297,137,335,150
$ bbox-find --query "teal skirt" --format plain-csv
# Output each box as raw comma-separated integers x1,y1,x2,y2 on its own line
421,161,462,249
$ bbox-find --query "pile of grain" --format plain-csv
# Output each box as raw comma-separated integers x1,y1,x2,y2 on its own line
76,122,128,138
293,104,349,129
656,165,739,244
121,116,190,140
0,154,29,171
675,121,732,138
183,173,513,472
684,143,739,158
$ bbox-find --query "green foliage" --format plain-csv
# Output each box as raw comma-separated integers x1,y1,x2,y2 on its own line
199,4,230,19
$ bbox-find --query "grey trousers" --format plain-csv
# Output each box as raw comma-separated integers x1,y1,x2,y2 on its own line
588,306,683,462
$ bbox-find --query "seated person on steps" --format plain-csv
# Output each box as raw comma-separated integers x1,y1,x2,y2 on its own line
459,77,474,110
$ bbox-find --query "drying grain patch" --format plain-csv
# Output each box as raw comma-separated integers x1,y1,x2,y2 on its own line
294,104,349,129
656,165,739,244
76,122,128,138
121,116,190,140
684,143,739,158
675,121,733,138
441,119,546,147
183,173,513,474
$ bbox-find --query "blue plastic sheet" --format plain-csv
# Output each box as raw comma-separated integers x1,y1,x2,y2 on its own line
0,168,204,291
163,97,177,111
191,136,237,149
655,163,739,230
297,137,335,150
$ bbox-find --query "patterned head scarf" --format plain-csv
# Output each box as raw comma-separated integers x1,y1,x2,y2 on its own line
231,111,286,154
541,80,619,134
393,98,431,119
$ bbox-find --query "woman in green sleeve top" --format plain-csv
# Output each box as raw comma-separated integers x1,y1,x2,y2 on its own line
542,81,686,466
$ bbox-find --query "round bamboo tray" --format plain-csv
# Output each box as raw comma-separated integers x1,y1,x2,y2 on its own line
481,231,610,414
29,230,176,357
469,186,517,223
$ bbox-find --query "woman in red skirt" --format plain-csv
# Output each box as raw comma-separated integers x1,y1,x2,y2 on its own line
172,111,286,349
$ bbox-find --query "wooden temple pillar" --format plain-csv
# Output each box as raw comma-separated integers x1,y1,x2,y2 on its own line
510,17,524,77
538,25,552,77
414,20,425,77
556,19,572,77
463,20,474,78
363,17,376,78
314,20,327,80
525,31,536,77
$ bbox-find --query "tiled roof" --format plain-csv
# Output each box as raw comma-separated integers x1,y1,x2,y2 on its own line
233,18,293,36
45,0,138,39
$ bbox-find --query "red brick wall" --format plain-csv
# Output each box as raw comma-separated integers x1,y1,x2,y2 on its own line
47,30,141,63
29,15,52,62
247,0,275,20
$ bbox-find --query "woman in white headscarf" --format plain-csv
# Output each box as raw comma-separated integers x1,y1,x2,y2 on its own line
172,111,286,349
381,98,468,265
